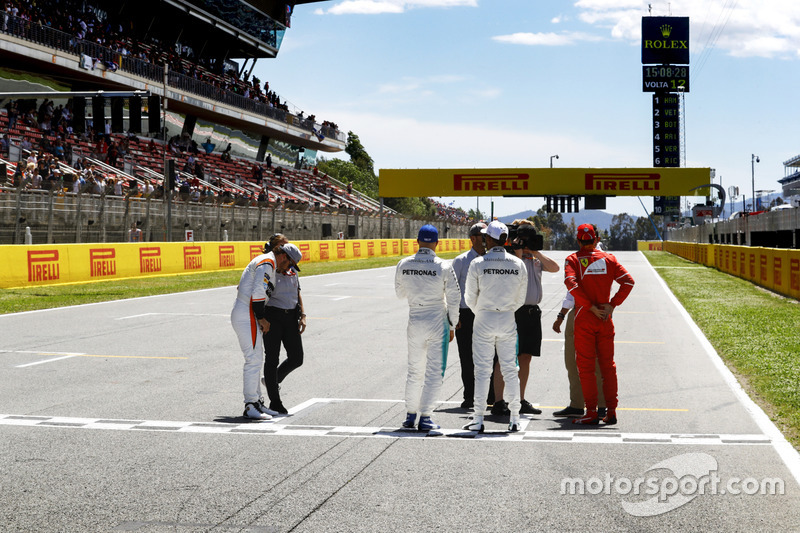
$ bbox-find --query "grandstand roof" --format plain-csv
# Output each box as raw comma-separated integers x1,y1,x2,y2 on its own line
783,153,800,168
0,1,344,153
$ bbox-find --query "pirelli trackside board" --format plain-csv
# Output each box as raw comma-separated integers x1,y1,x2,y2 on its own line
378,168,711,198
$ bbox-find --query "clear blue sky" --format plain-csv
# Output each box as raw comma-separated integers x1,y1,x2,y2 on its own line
252,0,799,218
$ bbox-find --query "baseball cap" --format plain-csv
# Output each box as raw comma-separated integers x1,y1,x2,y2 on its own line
417,224,439,243
281,243,302,271
577,223,596,241
482,220,508,242
468,222,487,236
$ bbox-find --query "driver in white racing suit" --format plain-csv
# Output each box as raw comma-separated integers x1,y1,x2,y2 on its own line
395,224,461,431
231,243,302,420
463,220,528,432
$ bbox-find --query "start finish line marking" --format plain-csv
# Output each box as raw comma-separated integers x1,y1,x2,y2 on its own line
0,398,758,446
0,413,770,446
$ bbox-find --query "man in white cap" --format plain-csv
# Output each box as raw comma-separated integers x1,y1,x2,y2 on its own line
395,224,461,431
462,220,528,432
231,241,302,420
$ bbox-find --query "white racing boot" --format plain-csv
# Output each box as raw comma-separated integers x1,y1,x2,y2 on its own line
462,415,484,433
244,402,272,420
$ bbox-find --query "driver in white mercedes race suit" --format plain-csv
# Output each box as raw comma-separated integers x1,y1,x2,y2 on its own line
231,243,303,420
395,224,461,431
463,220,528,433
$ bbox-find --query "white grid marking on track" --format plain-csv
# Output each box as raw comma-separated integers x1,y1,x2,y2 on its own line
0,396,771,447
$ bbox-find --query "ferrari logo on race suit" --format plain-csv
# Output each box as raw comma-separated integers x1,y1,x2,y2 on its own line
584,258,608,275
580,258,589,268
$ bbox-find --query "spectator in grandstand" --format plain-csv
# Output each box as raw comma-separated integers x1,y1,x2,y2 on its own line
6,100,18,129
0,134,8,156
72,172,85,193
107,141,119,167
266,153,272,169
11,164,24,188
347,181,353,195
54,140,65,160
20,137,32,153
201,138,215,155
194,160,204,181
251,164,263,185
113,178,123,196
28,163,41,189
92,174,105,195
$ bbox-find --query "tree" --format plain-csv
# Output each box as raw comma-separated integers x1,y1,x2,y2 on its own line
345,131,374,175
317,157,377,198
634,213,660,242
608,213,637,250
468,208,487,221
384,196,436,218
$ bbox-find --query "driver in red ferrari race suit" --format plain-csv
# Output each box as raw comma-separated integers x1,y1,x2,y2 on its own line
564,224,634,425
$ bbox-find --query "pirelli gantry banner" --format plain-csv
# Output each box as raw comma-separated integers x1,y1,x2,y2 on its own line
379,168,711,197
0,239,469,289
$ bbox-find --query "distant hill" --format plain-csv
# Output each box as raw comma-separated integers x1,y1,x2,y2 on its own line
497,210,629,232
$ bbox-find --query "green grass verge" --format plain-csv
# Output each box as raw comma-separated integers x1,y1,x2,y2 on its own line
643,251,800,450
0,252,462,314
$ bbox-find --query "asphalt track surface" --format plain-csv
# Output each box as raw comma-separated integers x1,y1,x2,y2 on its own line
1,251,799,532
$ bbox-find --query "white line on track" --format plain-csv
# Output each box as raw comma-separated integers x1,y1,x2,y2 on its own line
645,251,800,487
0,413,772,446
15,355,79,368
115,312,229,320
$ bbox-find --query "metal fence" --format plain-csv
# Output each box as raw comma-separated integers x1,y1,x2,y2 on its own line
0,187,468,245
667,209,800,248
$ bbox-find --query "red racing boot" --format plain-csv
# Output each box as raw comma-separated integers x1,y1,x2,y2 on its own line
602,408,617,425
573,409,599,425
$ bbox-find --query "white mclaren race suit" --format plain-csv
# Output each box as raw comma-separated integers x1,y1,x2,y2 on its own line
231,251,278,404
395,247,461,417
465,245,528,418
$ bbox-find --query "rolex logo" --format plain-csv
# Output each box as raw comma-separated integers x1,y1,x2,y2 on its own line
660,24,672,38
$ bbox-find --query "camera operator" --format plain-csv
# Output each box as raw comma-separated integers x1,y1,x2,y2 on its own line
491,219,560,417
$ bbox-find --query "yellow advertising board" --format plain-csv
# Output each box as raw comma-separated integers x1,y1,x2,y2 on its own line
663,241,800,301
0,238,469,289
379,167,711,197
637,241,664,251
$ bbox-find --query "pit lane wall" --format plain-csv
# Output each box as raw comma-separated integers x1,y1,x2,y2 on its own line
645,241,800,300
0,238,470,289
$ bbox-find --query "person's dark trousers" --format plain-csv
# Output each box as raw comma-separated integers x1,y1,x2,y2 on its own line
455,307,475,404
263,307,304,403
455,308,495,405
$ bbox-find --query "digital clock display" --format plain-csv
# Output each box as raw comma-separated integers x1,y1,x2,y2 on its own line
642,65,690,93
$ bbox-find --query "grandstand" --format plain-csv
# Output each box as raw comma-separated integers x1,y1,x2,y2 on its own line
0,0,468,244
